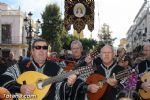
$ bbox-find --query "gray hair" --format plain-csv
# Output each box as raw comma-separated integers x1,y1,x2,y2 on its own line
31,38,48,49
101,44,114,53
71,40,83,49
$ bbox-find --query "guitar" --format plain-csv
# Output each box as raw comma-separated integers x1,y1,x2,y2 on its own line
17,65,96,100
0,87,12,100
86,68,136,100
139,72,150,99
64,45,101,72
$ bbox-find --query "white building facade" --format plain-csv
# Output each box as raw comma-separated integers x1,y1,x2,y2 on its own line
126,0,150,53
0,3,27,60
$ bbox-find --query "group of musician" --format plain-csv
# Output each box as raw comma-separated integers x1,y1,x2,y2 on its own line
0,38,150,100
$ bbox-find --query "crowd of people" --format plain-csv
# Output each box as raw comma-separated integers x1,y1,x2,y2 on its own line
0,52,19,75
0,38,150,100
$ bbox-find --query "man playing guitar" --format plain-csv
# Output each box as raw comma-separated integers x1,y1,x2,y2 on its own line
0,38,77,100
87,45,124,100
61,40,94,100
64,40,87,72
66,45,125,100
136,43,150,100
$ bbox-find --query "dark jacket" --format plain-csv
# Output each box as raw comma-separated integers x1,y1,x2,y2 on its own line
73,61,124,100
135,60,150,92
91,61,124,100
0,59,70,100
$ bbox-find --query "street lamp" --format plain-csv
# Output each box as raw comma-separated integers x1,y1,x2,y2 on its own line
35,19,41,34
24,12,41,57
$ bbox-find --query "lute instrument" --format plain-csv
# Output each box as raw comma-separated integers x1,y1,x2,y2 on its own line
17,65,96,100
0,87,12,100
86,68,136,100
139,72,150,99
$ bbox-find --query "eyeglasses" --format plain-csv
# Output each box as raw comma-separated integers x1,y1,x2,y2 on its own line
144,50,150,51
72,47,80,50
32,46,48,50
101,52,113,54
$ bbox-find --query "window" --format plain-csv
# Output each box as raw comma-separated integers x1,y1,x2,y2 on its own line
2,24,11,43
145,27,147,33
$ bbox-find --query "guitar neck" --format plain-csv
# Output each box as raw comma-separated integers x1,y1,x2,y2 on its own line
116,69,134,80
42,70,76,87
97,69,134,84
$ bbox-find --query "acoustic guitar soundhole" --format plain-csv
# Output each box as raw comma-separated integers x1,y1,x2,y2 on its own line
37,79,44,90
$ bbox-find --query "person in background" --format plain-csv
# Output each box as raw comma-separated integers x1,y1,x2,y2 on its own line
63,40,87,71
116,90,141,100
118,55,132,69
116,47,126,63
59,49,69,60
0,57,7,75
118,54,138,92
50,52,58,58
136,43,150,100
18,56,23,63
133,52,145,66
6,51,17,67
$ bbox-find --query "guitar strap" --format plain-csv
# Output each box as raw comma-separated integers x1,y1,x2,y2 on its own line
75,56,85,66
101,63,117,78
145,61,150,72
138,60,150,77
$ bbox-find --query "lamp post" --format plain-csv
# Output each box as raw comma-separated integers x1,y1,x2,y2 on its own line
24,12,41,57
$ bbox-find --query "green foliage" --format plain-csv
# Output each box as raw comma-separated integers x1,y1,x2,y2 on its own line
40,3,101,53
41,3,63,52
80,38,97,53
62,35,98,54
62,34,78,50
98,23,116,45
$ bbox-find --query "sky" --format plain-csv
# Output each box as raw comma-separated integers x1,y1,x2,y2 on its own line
0,0,144,47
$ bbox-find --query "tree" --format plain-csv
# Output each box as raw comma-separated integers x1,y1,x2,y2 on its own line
62,34,78,50
41,4,63,52
80,38,98,54
98,23,116,45
61,34,98,54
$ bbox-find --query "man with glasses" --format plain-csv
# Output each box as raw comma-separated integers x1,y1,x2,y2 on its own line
0,38,77,100
136,43,150,99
